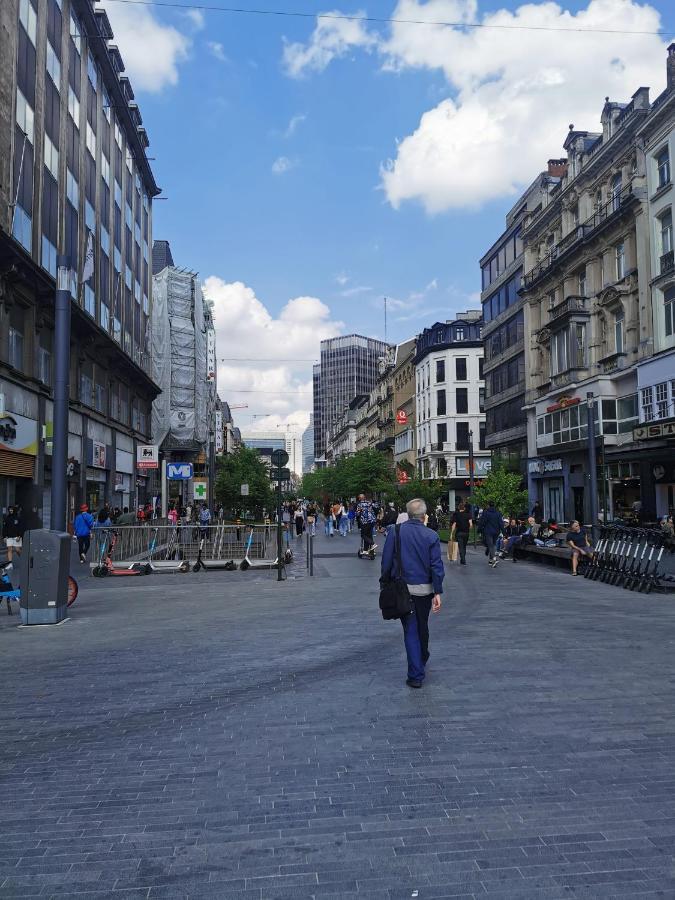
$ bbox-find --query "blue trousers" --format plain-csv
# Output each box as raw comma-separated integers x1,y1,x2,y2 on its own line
400,594,433,682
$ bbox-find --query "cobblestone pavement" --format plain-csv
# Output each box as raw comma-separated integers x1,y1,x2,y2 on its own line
2,531,675,898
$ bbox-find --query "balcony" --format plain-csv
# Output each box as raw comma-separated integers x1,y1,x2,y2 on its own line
548,295,589,326
660,250,674,277
523,184,635,290
429,442,446,453
550,367,587,389
597,351,627,374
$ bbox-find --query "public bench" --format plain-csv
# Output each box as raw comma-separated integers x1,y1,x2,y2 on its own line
513,543,574,569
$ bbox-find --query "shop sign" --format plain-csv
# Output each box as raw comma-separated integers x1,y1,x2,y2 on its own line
193,480,208,500
92,440,106,469
114,473,125,491
397,470,409,484
137,444,159,469
215,410,224,454
0,411,38,455
207,329,216,383
396,410,408,425
456,457,492,477
167,462,193,480
633,421,675,441
546,395,581,413
528,458,563,474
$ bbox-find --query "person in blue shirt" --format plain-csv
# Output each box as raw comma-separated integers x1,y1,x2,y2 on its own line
73,504,94,563
357,494,377,552
381,498,444,689
478,501,504,568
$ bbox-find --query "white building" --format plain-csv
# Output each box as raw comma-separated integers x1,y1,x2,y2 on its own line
415,312,489,510
240,430,302,476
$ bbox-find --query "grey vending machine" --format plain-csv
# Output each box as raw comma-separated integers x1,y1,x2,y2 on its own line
19,529,71,625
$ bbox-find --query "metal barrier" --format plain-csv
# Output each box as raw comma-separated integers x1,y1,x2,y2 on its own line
90,524,277,568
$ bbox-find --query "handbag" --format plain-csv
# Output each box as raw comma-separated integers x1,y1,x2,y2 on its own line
448,538,459,562
379,524,414,620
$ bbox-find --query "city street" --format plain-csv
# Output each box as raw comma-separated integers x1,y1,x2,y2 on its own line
2,533,675,898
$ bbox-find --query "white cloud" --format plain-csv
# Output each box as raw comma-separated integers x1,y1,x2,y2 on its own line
204,278,343,422
340,285,373,297
283,10,377,78
272,155,297,174
335,272,350,286
284,114,307,138
184,9,205,30
207,41,229,62
380,0,668,211
100,2,190,92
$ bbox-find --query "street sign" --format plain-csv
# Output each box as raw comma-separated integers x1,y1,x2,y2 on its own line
270,448,289,467
396,410,408,425
137,444,159,469
167,462,193,480
271,467,291,481
193,480,208,500
241,483,249,496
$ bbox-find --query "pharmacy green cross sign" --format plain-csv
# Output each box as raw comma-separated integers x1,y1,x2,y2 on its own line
193,481,208,500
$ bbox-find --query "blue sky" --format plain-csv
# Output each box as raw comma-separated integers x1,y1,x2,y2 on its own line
103,0,675,431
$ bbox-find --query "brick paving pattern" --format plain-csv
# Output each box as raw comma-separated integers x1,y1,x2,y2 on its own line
2,530,675,898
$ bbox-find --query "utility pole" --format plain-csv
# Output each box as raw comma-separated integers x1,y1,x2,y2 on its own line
587,392,599,543
468,429,475,547
51,257,73,531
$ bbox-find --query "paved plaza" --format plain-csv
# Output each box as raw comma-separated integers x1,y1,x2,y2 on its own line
2,532,675,898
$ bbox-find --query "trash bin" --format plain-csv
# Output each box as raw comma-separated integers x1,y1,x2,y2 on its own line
19,529,71,625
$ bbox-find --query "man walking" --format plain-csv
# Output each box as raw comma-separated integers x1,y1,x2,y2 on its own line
73,503,94,563
356,493,377,554
450,501,472,565
381,499,444,688
478,500,504,567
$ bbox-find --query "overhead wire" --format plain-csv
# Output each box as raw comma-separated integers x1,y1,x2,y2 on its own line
99,0,668,36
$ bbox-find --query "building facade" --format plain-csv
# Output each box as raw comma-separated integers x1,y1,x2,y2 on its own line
480,168,562,471
390,338,417,475
312,334,392,463
302,414,314,474
415,312,488,509
521,81,656,524
0,0,160,522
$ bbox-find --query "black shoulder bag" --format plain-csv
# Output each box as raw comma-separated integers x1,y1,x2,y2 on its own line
379,524,414,620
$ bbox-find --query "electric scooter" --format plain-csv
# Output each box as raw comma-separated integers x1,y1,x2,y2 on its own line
357,524,377,560
92,530,149,577
145,527,190,574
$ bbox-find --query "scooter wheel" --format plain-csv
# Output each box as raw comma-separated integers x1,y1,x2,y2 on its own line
180,562,189,573
97,566,108,577
192,563,201,572
144,564,152,576
67,576,78,606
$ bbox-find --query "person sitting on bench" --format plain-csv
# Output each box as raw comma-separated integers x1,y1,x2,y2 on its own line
566,520,592,576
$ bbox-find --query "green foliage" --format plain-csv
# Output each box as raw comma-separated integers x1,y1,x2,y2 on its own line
301,449,394,500
470,464,528,517
215,446,272,518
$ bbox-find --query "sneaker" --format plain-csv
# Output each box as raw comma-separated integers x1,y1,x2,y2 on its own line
406,678,423,689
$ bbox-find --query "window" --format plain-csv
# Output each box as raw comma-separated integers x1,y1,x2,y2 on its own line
611,173,622,211
16,88,34,143
641,386,654,422
101,225,110,255
46,40,60,85
80,361,93,405
479,387,485,413
102,88,110,122
87,51,97,89
666,287,675,337
86,121,96,156
44,134,59,180
660,210,673,255
38,331,52,385
114,119,122,148
456,422,470,451
435,359,445,383
101,153,110,185
70,10,81,53
66,167,78,206
455,327,465,341
551,329,568,375
615,242,625,280
456,358,467,381
84,283,95,317
67,85,79,124
578,267,587,297
479,357,484,380
614,311,624,354
656,382,669,419
456,388,468,414
573,323,586,368
8,307,24,371
436,390,446,416
657,146,671,188
436,423,447,446
19,0,37,44
85,199,95,232
41,235,57,276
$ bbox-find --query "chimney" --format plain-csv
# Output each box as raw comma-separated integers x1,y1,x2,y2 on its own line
668,43,675,91
547,158,568,178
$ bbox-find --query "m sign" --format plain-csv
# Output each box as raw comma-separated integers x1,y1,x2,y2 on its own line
167,462,193,480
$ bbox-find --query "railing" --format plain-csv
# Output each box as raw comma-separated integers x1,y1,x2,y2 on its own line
660,250,674,276
523,184,634,288
598,351,627,374
548,295,588,324
89,524,277,567
429,442,446,452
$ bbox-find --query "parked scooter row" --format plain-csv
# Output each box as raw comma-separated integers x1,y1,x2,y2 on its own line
581,526,675,593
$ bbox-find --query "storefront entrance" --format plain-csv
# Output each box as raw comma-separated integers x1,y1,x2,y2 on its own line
545,479,564,523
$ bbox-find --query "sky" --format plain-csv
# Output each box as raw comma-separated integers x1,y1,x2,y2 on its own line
100,0,675,437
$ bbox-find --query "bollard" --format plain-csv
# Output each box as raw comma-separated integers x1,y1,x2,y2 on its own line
306,531,309,570
309,533,314,577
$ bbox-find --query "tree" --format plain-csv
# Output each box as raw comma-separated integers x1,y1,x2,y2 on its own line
215,446,272,518
470,464,528,518
301,449,395,501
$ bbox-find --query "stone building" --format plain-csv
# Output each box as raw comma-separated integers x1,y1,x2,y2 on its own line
0,0,160,521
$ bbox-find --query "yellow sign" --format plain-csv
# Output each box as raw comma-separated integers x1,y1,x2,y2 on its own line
0,412,38,456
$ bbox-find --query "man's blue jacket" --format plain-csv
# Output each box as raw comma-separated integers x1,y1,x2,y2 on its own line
381,519,445,595
479,508,504,537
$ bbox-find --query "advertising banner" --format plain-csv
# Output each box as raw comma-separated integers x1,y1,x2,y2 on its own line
0,411,38,455
207,330,216,383
136,444,159,469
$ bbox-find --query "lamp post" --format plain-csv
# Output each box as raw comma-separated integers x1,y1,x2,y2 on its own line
586,392,599,543
468,429,476,547
51,257,73,531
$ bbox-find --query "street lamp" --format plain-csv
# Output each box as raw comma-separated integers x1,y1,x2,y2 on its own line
586,392,599,543
468,429,475,547
52,256,74,531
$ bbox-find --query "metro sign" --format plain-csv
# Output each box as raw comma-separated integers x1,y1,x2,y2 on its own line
167,462,193,480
